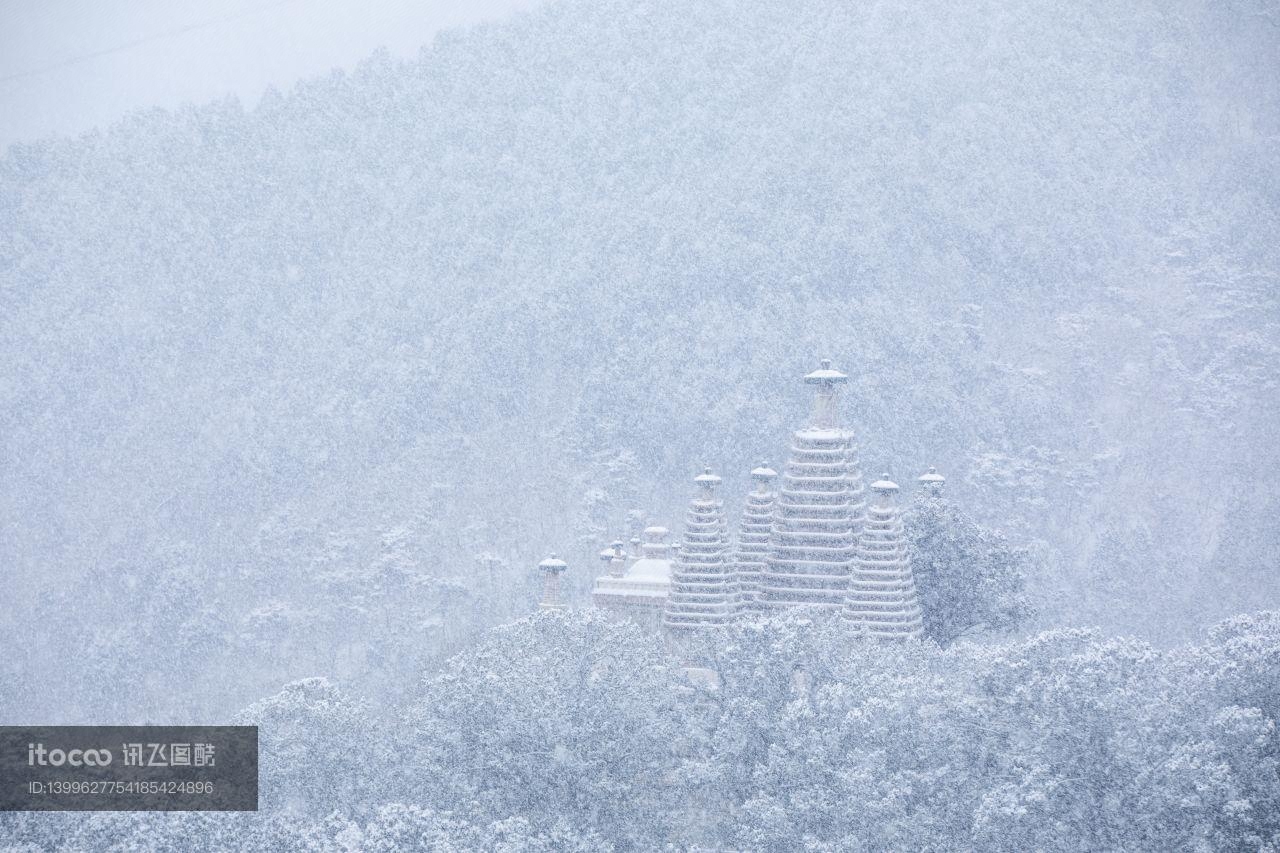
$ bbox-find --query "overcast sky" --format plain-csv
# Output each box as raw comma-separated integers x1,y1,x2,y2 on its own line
0,0,541,150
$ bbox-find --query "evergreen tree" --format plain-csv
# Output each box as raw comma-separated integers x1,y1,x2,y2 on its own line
906,473,1033,645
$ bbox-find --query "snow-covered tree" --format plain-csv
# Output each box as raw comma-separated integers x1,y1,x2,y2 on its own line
236,677,391,817
907,483,1034,645
400,610,689,848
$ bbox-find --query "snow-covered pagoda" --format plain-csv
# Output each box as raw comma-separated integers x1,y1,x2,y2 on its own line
662,469,737,633
733,463,777,611
759,360,866,610
581,360,935,642
591,526,674,630
843,475,924,638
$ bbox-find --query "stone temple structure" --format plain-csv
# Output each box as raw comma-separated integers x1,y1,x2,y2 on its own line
759,360,866,609
843,475,923,638
733,463,777,612
591,526,674,630
662,469,737,632
582,360,934,642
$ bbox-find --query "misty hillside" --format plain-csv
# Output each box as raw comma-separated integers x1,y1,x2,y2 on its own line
2,0,1278,719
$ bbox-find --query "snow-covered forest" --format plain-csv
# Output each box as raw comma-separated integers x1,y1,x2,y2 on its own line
1,0,1278,848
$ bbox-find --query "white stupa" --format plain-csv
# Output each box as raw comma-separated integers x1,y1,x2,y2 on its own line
592,526,674,630
843,475,923,638
759,360,866,609
733,462,777,612
663,468,736,632
537,554,568,610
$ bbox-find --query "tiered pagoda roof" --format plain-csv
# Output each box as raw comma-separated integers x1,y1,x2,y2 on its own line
759,361,866,609
734,463,777,612
663,468,736,631
843,475,923,638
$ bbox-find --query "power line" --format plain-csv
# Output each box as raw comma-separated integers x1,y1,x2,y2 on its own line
0,0,305,86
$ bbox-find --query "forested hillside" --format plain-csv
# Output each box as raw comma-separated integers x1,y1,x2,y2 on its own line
4,609,1280,850
2,0,1278,722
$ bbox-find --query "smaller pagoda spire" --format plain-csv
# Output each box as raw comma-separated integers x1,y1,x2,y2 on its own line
735,461,778,613
538,554,568,610
804,359,848,430
844,474,923,639
608,540,626,578
664,467,736,633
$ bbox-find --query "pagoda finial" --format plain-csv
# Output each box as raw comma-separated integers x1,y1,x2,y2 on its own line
694,467,721,500
917,466,946,493
870,474,900,506
750,461,778,493
803,359,848,430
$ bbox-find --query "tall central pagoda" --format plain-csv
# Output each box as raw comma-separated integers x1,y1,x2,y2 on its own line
758,360,866,609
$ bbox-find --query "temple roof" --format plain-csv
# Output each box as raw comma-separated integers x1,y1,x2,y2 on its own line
626,557,674,583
